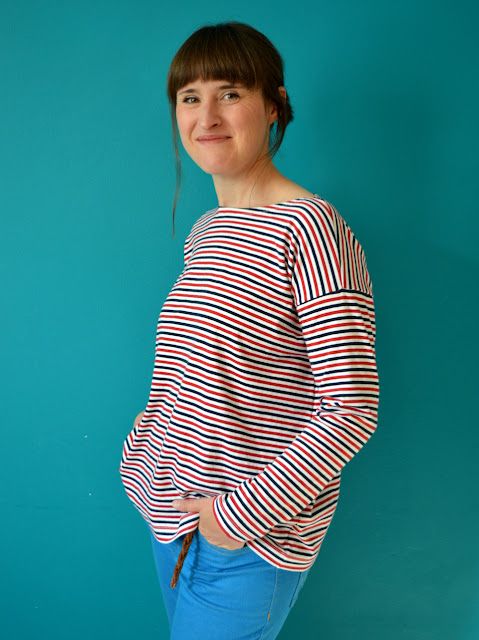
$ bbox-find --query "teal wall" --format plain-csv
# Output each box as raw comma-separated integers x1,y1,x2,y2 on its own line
1,1,478,638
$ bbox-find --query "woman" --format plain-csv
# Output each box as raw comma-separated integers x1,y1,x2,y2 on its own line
119,21,380,639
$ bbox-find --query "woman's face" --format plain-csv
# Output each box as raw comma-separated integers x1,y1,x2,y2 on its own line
175,78,279,177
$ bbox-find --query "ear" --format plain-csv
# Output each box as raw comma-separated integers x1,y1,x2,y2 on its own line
268,86,287,125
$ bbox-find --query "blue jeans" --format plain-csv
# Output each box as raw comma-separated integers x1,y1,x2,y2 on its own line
149,526,312,639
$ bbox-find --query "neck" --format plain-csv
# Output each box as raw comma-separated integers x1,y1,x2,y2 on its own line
213,162,291,209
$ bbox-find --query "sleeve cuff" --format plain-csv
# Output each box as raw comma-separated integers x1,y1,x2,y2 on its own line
213,491,271,542
213,494,252,542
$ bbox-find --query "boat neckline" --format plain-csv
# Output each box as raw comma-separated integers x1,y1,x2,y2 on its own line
214,194,321,211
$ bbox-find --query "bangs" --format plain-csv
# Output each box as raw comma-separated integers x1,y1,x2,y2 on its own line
167,26,260,102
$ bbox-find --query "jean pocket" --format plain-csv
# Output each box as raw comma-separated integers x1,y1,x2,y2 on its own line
289,569,310,608
197,529,246,554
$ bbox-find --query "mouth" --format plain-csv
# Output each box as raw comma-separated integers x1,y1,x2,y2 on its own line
196,136,231,144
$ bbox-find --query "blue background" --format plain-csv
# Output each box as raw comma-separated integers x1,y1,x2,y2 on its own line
1,1,478,638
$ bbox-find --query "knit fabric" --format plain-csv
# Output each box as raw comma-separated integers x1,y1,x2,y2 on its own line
119,195,380,571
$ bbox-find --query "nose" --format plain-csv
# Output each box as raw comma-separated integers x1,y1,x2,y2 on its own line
198,98,222,129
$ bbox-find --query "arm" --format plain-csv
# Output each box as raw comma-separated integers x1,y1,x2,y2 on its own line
213,201,380,542
213,288,379,541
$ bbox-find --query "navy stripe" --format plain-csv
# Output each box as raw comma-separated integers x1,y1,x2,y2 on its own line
119,196,379,571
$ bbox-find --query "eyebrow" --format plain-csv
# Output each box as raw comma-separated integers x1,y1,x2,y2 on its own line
177,83,241,96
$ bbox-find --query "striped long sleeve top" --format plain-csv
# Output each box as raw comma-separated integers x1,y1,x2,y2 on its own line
119,195,380,571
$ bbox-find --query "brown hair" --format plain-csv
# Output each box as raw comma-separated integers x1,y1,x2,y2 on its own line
166,21,295,237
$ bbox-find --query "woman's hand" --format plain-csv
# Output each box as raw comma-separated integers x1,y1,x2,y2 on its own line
171,496,245,550
133,410,145,428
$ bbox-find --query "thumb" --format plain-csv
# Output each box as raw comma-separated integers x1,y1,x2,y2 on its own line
171,498,202,512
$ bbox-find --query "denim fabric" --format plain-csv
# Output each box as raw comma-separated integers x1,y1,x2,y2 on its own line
148,526,311,640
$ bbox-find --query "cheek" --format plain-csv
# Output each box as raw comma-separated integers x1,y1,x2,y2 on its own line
237,123,267,150
235,110,268,142
175,110,192,135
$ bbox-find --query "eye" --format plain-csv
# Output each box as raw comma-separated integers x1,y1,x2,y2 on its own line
180,91,240,105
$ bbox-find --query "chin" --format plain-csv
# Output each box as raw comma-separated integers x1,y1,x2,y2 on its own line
196,160,232,175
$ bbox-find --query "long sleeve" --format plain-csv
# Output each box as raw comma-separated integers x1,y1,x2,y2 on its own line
213,202,380,542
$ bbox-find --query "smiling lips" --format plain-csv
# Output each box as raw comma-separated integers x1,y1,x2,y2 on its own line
197,135,231,143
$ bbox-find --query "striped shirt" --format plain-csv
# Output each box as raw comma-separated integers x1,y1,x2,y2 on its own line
119,195,380,571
